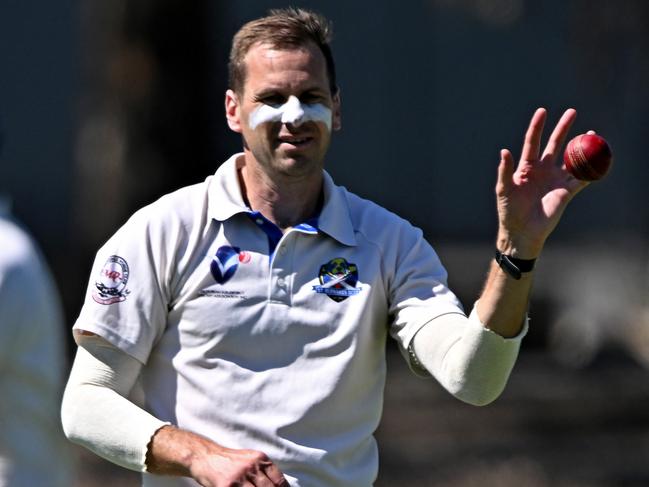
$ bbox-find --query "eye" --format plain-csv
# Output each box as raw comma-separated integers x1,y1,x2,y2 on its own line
300,93,325,104
259,94,285,107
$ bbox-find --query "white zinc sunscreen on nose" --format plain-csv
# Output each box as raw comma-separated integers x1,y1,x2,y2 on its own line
249,95,332,131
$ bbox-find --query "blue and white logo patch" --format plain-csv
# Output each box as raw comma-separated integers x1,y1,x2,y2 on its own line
313,257,362,302
210,246,241,284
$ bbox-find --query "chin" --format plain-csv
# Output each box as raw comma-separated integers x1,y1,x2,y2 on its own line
276,155,323,176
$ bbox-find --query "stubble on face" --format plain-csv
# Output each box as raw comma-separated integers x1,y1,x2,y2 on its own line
235,42,338,182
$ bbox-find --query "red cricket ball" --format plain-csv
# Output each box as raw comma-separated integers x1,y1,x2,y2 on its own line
563,133,613,181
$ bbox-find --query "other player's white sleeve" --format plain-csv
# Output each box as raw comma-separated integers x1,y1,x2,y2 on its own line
410,302,528,406
61,334,169,471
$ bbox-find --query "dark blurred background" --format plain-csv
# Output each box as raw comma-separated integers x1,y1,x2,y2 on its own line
1,0,648,485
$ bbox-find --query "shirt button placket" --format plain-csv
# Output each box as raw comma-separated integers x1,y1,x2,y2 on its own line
270,237,293,305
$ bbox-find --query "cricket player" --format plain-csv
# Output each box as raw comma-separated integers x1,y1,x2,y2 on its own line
62,8,590,486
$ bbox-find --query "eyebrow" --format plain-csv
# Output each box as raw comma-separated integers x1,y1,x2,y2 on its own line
253,85,328,99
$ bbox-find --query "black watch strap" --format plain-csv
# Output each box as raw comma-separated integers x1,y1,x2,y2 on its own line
494,249,536,280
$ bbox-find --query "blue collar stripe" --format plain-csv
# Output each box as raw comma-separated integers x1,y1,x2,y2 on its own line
247,211,320,264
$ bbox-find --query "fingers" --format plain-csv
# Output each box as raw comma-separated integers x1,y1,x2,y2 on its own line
247,473,287,487
245,455,287,487
540,108,577,161
520,107,547,162
261,461,290,486
189,446,288,487
248,477,272,487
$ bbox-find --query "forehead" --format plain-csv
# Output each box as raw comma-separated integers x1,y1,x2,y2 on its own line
242,42,329,93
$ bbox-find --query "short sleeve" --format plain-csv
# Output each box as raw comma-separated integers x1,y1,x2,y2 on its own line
73,209,171,364
387,224,464,362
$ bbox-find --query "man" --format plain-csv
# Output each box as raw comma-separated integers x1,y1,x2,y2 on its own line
0,198,74,487
62,8,589,487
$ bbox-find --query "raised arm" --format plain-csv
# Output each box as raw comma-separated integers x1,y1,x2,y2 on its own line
477,107,589,337
412,108,593,404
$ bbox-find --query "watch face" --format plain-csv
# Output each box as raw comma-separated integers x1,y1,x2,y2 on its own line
495,250,521,280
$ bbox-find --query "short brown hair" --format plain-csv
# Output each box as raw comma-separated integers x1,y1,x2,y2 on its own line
228,7,337,95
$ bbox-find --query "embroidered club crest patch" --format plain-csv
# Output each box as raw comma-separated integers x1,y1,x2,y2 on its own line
92,255,131,305
313,257,361,302
211,246,241,284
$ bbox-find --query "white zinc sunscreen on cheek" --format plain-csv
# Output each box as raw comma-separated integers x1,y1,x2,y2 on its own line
248,95,332,131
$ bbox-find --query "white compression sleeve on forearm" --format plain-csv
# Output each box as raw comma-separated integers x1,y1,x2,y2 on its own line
411,305,527,406
61,335,169,471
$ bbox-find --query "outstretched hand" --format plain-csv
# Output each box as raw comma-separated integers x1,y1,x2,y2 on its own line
495,107,590,259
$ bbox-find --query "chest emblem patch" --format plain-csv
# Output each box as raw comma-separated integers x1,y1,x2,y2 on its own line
313,257,362,302
211,246,243,284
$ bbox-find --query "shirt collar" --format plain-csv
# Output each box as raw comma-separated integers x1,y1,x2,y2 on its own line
208,153,357,247
208,153,250,222
318,171,356,246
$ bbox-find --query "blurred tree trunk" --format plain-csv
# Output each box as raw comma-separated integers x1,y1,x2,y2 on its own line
70,0,224,337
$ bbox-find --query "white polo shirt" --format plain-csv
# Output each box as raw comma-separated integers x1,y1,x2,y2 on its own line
74,153,465,487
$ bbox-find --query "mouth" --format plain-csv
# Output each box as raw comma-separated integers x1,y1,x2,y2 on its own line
277,135,314,149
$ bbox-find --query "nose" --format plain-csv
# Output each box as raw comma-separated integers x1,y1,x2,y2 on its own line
281,96,305,126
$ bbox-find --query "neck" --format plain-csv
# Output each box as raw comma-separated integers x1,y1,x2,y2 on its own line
237,158,323,231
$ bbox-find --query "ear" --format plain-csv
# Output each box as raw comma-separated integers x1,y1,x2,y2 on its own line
332,89,342,131
225,89,242,133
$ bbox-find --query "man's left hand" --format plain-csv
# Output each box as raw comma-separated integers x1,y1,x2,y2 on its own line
495,107,590,258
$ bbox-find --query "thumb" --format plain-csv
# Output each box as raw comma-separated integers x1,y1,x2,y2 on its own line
496,148,515,196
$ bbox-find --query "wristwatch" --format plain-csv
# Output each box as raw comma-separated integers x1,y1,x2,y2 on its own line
494,249,536,280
